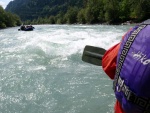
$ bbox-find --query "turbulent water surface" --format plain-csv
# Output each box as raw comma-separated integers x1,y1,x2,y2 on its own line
0,24,132,113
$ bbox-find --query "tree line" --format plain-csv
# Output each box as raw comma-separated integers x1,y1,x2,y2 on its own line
3,0,150,26
6,0,83,21
24,0,150,25
0,6,21,29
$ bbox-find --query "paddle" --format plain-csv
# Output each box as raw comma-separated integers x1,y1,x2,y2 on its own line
82,45,106,66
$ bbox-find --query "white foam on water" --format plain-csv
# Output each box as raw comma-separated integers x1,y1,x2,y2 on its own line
7,25,128,59
0,25,132,113
0,25,132,69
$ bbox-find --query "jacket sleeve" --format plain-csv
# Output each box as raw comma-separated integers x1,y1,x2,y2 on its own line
101,28,133,79
102,43,120,79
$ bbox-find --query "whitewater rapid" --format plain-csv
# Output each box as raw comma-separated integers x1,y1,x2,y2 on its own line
0,24,132,113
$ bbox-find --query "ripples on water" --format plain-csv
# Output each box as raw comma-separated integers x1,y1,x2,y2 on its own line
0,25,132,113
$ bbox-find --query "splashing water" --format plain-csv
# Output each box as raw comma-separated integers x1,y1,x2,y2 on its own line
0,24,132,113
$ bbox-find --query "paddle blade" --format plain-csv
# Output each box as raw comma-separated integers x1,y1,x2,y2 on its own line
82,45,106,66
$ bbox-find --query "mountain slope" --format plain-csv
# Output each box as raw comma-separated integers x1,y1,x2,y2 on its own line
6,0,83,21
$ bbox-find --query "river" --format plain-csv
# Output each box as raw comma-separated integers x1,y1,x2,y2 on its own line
0,24,132,113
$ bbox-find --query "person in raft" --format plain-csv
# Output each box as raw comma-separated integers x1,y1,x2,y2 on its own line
102,19,150,113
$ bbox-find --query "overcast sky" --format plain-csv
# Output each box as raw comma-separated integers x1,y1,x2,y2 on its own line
0,0,12,9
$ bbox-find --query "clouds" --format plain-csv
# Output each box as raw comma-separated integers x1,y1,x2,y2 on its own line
0,1,5,8
0,0,11,9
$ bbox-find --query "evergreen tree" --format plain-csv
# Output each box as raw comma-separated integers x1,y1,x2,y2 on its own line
130,0,150,21
104,0,120,23
77,9,86,24
64,7,79,24
118,0,130,22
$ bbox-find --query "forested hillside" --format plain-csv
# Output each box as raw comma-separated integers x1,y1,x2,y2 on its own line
0,6,21,28
5,0,150,24
6,0,83,21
